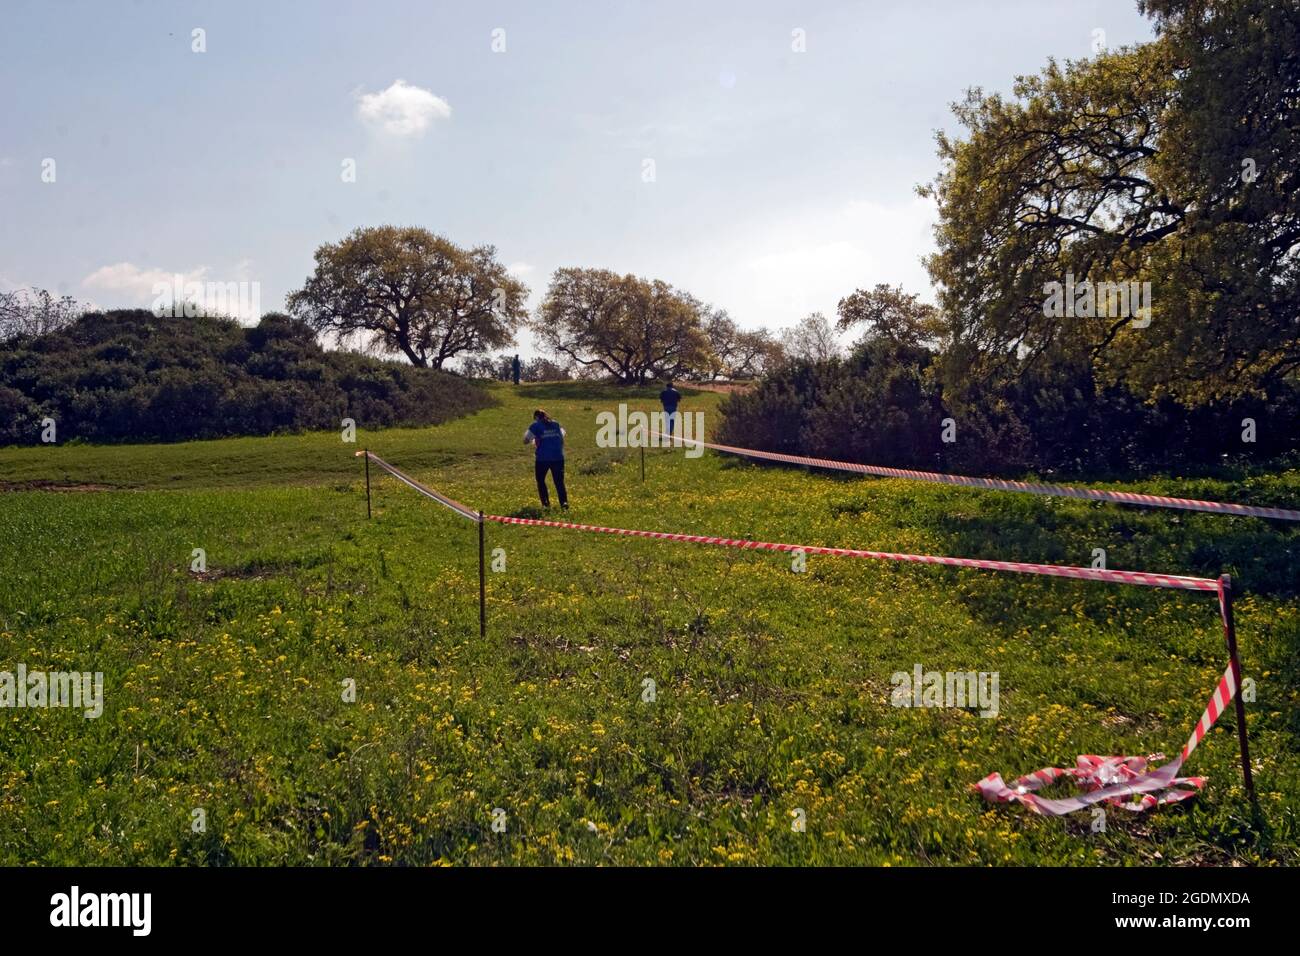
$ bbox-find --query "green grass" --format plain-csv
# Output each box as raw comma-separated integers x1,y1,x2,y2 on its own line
1,382,1297,865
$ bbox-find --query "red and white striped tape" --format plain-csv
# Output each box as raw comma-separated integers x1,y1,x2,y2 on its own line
359,451,1245,814
973,662,1238,814
653,432,1300,522
357,452,1218,590
489,513,1236,813
481,513,1219,591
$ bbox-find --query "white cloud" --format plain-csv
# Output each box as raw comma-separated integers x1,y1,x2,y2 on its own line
82,262,262,321
506,262,535,277
356,80,451,136
83,262,209,301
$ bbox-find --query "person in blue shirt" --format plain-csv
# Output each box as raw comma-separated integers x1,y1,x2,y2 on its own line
659,380,682,435
524,408,568,509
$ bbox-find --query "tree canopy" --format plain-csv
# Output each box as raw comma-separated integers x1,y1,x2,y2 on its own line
923,0,1299,406
532,268,713,383
287,226,528,369
781,312,842,364
701,312,783,381
0,288,82,343
836,284,943,349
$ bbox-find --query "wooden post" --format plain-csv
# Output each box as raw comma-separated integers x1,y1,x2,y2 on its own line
364,449,372,519
1219,574,1254,801
478,512,487,639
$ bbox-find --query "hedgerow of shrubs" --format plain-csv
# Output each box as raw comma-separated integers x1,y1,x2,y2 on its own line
718,335,1300,479
0,310,494,445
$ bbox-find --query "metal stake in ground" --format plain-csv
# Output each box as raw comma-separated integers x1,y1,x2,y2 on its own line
1219,574,1255,802
364,449,372,519
478,511,487,638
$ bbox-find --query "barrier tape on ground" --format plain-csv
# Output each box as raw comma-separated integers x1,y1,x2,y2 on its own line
358,451,1248,815
357,451,480,522
973,662,1237,814
652,432,1300,522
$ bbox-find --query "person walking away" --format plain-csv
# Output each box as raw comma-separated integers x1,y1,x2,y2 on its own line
511,354,521,385
659,380,682,436
524,408,568,509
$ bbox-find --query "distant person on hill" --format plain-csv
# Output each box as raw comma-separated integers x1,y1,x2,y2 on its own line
659,380,682,436
511,354,521,385
524,408,568,509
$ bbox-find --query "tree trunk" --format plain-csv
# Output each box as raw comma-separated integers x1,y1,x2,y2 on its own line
397,339,427,367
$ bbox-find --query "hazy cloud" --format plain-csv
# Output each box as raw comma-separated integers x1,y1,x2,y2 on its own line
671,196,938,332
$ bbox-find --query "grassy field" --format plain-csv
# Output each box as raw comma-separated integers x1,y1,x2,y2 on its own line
1,382,1298,865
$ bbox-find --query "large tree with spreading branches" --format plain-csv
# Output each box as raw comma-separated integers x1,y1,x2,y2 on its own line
923,0,1299,406
288,226,528,369
533,268,713,383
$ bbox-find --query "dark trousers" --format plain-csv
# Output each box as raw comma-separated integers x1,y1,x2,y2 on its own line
535,459,567,507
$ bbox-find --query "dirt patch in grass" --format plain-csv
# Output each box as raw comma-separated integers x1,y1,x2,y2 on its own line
189,568,276,582
0,480,119,493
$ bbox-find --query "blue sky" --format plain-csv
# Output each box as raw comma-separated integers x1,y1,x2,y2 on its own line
0,0,1156,354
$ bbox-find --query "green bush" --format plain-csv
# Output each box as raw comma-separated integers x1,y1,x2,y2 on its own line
719,337,1300,480
0,310,494,444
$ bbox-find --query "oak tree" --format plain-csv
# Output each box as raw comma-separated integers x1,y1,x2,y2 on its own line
287,226,528,369
533,268,712,383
